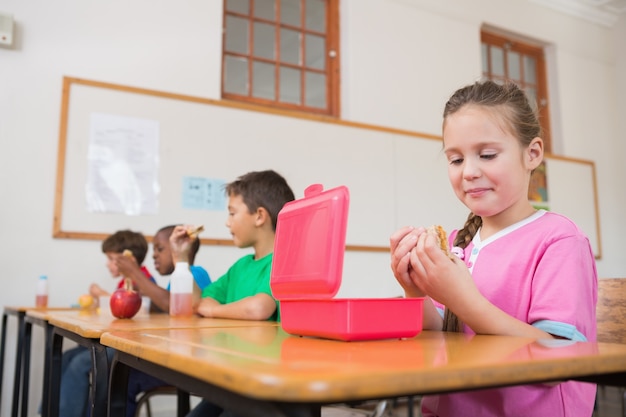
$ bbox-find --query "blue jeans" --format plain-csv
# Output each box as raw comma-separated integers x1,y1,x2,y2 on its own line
56,346,171,417
58,345,115,417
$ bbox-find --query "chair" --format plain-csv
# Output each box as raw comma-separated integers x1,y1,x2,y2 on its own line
595,278,626,416
134,386,190,417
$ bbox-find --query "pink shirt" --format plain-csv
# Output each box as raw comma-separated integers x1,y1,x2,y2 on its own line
423,211,598,417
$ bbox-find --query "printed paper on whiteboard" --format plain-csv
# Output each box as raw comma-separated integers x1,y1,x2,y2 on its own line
86,113,160,215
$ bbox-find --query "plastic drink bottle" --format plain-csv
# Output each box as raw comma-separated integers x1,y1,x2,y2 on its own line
36,275,48,307
169,262,193,317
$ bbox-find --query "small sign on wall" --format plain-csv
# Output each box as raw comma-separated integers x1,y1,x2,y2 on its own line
182,177,226,211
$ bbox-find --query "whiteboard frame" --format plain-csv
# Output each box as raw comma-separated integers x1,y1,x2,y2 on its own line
52,76,602,258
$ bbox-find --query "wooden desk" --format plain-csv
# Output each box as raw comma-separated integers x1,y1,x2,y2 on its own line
47,310,277,338
43,310,278,417
20,308,75,417
0,306,29,417
0,306,73,417
102,327,626,417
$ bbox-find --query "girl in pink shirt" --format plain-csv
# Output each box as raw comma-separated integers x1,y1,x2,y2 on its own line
390,80,597,417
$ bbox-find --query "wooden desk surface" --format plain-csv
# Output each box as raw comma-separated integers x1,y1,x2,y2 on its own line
4,306,74,315
46,310,278,338
25,307,79,321
101,327,626,403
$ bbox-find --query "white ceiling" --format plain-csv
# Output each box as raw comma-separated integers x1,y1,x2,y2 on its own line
530,0,626,27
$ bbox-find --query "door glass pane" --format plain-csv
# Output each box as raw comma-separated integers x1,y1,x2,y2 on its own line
253,22,275,59
225,16,249,54
281,0,301,26
490,45,504,77
279,66,301,104
224,56,249,95
306,0,325,32
524,56,536,83
481,43,488,73
305,33,325,70
508,51,520,81
305,71,325,108
254,0,276,21
280,28,300,65
253,61,275,100
226,0,250,14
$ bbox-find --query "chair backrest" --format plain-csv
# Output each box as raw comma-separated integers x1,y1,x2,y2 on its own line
596,278,626,344
134,386,189,417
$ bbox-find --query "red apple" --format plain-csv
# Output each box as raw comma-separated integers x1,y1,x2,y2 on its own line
109,278,142,319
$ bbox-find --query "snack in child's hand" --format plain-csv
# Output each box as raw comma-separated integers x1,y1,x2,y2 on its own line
122,249,133,257
427,225,454,259
187,225,204,239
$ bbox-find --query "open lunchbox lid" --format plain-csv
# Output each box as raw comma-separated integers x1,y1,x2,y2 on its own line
271,184,349,300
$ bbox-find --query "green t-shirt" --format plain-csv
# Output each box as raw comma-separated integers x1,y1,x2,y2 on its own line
201,253,279,321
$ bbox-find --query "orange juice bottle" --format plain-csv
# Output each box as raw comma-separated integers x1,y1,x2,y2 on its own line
36,275,48,308
169,262,193,317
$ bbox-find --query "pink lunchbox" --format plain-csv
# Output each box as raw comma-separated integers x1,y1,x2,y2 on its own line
271,184,424,341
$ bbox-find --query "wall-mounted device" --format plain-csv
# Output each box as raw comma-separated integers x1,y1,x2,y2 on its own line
0,12,14,47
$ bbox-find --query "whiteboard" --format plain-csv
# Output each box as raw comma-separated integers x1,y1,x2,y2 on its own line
54,77,601,258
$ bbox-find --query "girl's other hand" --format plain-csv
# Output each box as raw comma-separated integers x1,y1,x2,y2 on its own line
390,226,427,297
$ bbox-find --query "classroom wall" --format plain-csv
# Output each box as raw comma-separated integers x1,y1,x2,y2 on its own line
1,1,625,416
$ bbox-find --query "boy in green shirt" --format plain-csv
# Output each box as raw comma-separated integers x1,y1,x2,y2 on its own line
172,170,294,417
170,169,294,321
